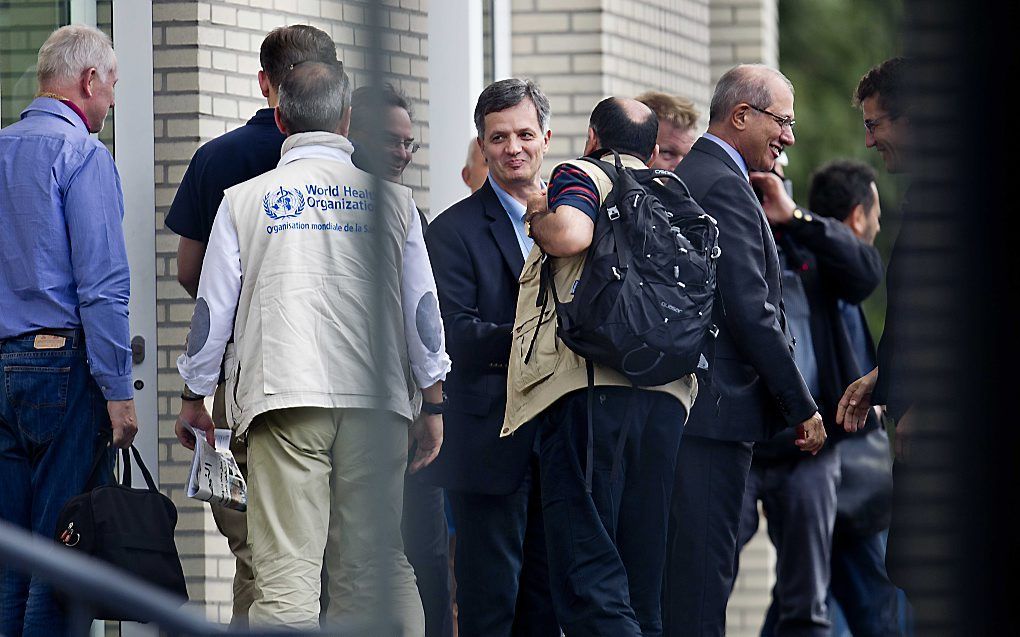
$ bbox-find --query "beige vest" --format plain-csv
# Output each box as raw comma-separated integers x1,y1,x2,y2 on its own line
222,132,414,436
502,155,698,436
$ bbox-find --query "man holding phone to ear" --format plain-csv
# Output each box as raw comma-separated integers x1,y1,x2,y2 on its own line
734,159,885,636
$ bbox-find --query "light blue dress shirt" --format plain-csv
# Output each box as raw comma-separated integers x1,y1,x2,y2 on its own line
702,132,749,181
488,175,535,258
0,98,132,400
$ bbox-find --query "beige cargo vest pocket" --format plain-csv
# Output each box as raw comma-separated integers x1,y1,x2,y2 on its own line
513,259,560,389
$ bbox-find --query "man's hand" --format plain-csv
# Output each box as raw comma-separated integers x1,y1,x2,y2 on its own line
524,189,551,243
794,411,826,454
107,399,138,449
749,172,796,226
836,367,878,432
524,189,595,257
408,413,443,474
175,399,216,450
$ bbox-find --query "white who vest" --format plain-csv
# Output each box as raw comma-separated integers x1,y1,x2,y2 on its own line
222,132,414,436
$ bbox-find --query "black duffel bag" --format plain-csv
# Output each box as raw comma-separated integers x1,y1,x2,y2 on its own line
54,444,188,621
835,425,894,537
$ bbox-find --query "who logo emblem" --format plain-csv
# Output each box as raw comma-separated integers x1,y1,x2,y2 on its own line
263,186,306,220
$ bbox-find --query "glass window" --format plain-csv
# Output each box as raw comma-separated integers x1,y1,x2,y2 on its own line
0,1,71,127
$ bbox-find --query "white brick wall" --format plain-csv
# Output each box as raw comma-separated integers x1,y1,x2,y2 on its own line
708,0,778,82
511,0,712,173
152,0,430,623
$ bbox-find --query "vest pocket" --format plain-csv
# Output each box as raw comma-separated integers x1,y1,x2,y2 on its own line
514,306,558,390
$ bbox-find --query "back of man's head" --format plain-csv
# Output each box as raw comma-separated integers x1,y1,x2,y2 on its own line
588,97,658,161
37,24,115,86
473,78,550,138
260,25,338,89
636,91,699,132
708,64,793,125
349,83,413,136
853,57,910,119
277,61,350,134
808,160,878,221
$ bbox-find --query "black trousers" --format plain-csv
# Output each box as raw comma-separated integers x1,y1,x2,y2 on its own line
402,475,454,637
663,434,754,637
737,448,840,637
539,387,686,637
446,452,558,637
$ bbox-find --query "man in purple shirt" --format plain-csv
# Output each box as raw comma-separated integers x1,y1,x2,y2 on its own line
0,25,136,636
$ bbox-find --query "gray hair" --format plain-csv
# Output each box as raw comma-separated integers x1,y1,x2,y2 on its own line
473,78,551,138
37,25,116,85
709,64,794,124
277,61,351,134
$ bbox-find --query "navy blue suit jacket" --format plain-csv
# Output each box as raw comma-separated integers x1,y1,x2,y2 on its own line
673,137,817,442
416,181,538,495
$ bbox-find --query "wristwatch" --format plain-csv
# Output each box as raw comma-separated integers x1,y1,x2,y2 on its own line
181,384,205,402
421,394,447,415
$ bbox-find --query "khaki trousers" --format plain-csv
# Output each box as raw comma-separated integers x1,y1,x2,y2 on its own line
247,406,425,634
210,383,256,628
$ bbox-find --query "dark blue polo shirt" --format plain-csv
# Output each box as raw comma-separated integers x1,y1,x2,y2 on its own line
166,108,285,242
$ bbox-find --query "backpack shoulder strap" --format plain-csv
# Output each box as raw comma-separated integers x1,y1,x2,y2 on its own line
559,158,616,207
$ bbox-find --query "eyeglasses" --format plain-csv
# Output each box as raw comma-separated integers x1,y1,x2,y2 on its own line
386,136,420,153
863,113,894,134
747,104,795,131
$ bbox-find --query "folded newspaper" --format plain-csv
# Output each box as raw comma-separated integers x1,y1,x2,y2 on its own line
185,425,247,512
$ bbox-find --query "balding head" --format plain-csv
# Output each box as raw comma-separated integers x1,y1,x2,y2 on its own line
709,64,793,125
462,138,488,192
587,97,659,160
706,64,796,172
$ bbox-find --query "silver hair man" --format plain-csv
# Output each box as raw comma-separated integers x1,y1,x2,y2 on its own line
35,24,118,133
276,61,351,134
709,63,794,125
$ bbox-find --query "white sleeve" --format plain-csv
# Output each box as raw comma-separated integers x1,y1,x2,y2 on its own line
401,197,451,388
176,197,243,396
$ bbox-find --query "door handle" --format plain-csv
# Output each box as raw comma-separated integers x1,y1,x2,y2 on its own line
131,335,145,365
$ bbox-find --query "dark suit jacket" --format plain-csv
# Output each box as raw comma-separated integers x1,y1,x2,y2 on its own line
673,137,817,442
872,188,913,420
415,180,537,495
755,212,884,460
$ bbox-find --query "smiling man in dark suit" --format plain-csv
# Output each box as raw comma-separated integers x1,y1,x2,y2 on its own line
662,64,826,637
418,78,559,637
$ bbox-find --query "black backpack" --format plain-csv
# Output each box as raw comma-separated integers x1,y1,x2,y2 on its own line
535,149,720,387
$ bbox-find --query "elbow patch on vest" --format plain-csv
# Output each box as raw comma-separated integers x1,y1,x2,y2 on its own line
416,291,442,353
186,298,211,357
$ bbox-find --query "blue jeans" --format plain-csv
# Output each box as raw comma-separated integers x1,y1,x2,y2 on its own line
828,530,908,637
0,331,113,637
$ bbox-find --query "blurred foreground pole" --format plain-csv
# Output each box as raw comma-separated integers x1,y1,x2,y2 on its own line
899,0,1019,634
362,0,400,635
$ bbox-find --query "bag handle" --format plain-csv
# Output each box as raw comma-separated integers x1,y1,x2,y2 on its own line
80,432,114,493
120,445,159,493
